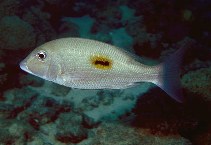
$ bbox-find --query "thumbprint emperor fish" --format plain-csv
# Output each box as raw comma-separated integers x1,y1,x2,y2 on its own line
20,37,188,103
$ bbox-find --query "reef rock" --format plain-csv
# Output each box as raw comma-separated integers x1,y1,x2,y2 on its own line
86,122,191,145
182,66,211,101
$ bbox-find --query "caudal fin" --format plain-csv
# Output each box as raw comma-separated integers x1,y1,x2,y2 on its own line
155,38,194,103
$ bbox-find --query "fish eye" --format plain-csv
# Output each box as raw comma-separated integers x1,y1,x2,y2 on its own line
36,51,47,61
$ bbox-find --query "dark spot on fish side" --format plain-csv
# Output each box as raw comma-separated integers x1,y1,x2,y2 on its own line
94,60,110,66
90,55,113,70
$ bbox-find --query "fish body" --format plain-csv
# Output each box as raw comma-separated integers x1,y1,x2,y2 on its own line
20,38,186,102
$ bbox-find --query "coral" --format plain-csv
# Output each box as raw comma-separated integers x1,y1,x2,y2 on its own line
3,87,38,107
119,5,136,22
50,84,71,97
93,6,122,29
125,16,163,58
0,76,155,144
19,80,152,125
60,5,135,49
87,122,191,145
109,27,134,50
0,102,14,118
77,84,152,123
0,0,22,18
55,112,88,144
182,66,211,100
92,32,112,43
1,86,75,144
61,15,113,43
21,6,57,45
19,74,44,87
58,21,80,38
62,15,95,38
125,18,147,43
0,119,35,144
0,16,36,50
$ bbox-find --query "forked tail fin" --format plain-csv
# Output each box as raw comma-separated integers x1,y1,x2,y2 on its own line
154,38,194,103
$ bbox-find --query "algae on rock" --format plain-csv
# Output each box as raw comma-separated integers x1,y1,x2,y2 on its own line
182,67,211,100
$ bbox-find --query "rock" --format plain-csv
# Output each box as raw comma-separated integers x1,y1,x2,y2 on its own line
50,84,71,97
182,67,211,101
0,0,22,18
55,112,88,143
87,122,191,145
22,6,57,45
0,119,35,144
19,74,44,87
62,15,95,38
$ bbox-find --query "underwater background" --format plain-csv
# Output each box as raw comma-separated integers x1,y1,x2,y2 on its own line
0,0,211,144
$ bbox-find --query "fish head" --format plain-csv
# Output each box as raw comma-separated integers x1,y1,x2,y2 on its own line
19,44,62,81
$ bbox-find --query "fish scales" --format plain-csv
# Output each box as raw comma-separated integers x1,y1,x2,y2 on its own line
20,37,189,102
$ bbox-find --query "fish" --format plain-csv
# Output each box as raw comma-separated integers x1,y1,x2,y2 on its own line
20,37,188,103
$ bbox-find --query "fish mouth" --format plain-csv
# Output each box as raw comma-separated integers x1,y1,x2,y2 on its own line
19,60,33,74
19,60,44,79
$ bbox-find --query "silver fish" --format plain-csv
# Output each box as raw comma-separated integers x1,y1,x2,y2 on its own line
20,37,186,102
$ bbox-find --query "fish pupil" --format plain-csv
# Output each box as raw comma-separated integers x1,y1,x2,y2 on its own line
38,54,45,59
36,51,47,61
94,60,110,66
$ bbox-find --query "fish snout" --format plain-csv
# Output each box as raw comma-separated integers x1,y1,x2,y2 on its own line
20,60,28,71
19,60,33,74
